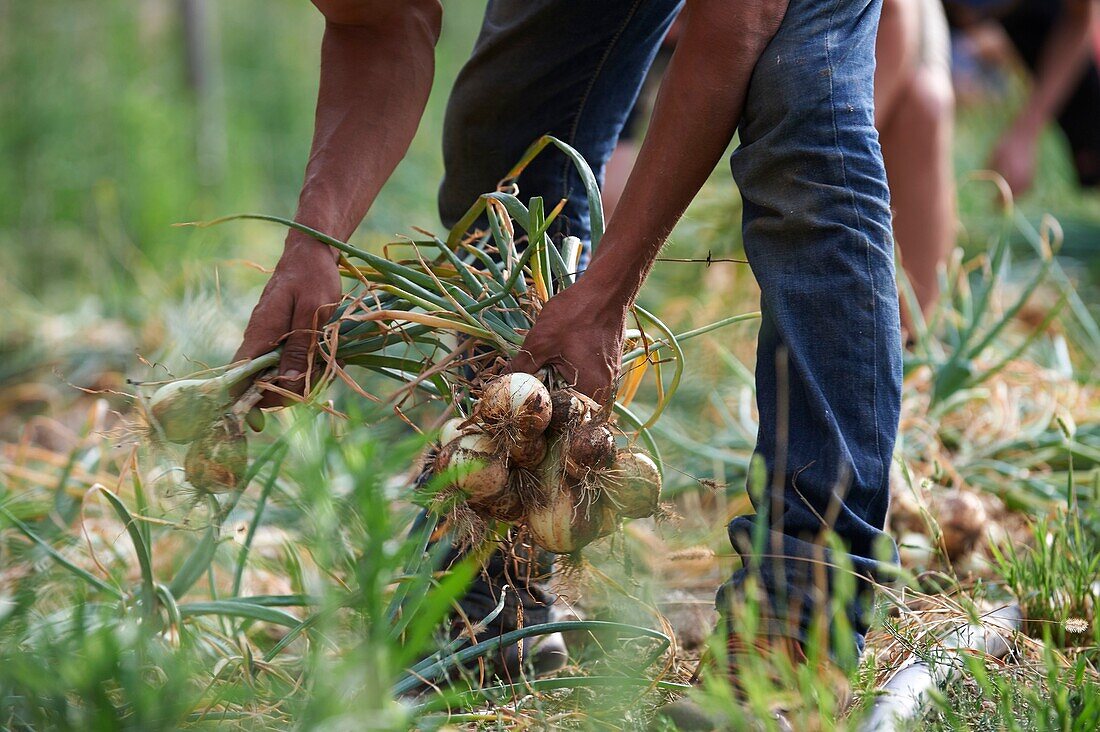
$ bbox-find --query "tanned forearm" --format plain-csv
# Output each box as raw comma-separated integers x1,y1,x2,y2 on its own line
235,0,441,404
291,0,442,262
582,0,789,308
509,0,788,400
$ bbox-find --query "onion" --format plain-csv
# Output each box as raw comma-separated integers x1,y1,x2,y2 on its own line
150,378,232,445
439,417,467,446
525,481,604,554
509,435,548,469
442,431,509,502
933,490,988,559
471,475,527,523
184,415,248,494
562,422,615,479
601,450,661,519
148,353,278,444
476,373,552,440
547,388,598,434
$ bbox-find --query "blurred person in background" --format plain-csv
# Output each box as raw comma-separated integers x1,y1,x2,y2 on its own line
876,0,956,320
946,0,1100,195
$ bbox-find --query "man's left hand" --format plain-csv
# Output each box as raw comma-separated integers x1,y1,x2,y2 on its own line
508,278,627,405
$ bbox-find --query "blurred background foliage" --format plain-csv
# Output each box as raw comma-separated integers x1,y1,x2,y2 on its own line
0,1,485,323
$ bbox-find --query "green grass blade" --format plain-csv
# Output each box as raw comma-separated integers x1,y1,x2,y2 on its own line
393,620,670,695
631,304,684,430
1014,210,1100,365
178,600,302,628
545,136,605,249
619,312,761,363
445,198,489,250
92,486,157,618
167,518,219,600
0,506,124,599
414,675,692,715
230,449,287,597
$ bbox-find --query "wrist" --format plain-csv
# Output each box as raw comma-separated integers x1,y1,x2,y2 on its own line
579,255,638,310
284,229,341,264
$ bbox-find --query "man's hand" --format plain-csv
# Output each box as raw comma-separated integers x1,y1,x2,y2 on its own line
229,0,441,410
989,0,1098,198
233,235,341,407
509,278,627,405
509,0,787,404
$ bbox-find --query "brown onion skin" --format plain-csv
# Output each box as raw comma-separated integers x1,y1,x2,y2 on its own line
563,422,615,480
526,481,604,554
509,435,548,469
547,389,598,434
471,483,527,523
185,415,247,493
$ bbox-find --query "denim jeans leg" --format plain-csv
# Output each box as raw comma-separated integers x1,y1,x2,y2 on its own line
717,0,903,660
435,0,681,626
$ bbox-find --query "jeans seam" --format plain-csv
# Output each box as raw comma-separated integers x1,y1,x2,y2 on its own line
556,0,646,231
824,0,885,494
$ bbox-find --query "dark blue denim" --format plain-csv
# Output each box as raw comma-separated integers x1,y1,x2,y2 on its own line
438,0,902,659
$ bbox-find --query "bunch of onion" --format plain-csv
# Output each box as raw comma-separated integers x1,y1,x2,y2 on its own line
431,371,664,554
159,135,757,529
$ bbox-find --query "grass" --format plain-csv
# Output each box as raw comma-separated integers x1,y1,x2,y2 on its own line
2,2,1100,729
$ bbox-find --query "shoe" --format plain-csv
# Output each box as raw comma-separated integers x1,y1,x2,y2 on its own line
443,539,566,682
499,630,568,677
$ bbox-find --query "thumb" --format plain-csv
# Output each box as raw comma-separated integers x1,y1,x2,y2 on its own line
261,299,330,408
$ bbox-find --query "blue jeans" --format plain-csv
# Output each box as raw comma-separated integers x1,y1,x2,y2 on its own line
439,0,902,659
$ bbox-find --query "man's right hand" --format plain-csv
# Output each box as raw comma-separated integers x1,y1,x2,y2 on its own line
233,234,342,408
227,0,441,409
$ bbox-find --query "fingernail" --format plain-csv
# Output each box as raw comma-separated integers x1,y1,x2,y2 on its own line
284,369,302,381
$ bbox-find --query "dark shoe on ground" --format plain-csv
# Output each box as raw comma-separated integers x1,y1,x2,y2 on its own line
444,538,566,681
498,630,568,677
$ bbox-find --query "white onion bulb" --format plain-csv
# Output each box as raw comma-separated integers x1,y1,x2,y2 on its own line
439,417,467,446
601,450,661,519
476,373,552,440
443,431,508,501
525,482,603,554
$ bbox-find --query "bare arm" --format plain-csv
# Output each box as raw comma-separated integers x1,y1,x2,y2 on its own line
511,0,789,402
236,0,441,406
991,0,1098,195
